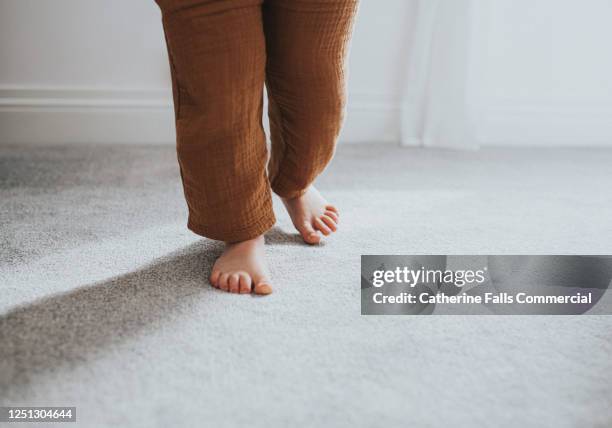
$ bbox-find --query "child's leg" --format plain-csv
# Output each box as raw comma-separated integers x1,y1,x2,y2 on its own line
157,0,274,243
156,0,273,294
263,0,358,243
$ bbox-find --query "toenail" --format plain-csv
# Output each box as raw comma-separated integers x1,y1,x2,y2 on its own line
255,284,273,295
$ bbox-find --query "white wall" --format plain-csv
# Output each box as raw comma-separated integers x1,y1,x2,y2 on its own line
473,0,612,146
0,0,415,145
1,0,611,147
0,0,181,145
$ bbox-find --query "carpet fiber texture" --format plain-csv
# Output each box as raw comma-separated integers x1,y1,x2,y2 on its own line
1,143,611,428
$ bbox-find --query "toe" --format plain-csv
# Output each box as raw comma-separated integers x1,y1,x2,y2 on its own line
298,221,321,245
239,273,252,294
209,269,221,287
218,273,230,291
325,205,339,216
325,210,339,223
321,214,337,232
314,217,332,236
253,280,273,295
228,274,240,293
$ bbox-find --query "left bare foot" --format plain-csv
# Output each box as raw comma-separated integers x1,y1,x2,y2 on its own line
209,235,272,295
281,186,339,245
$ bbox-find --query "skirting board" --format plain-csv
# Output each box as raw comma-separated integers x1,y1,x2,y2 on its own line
2,88,612,147
477,102,612,147
0,88,401,145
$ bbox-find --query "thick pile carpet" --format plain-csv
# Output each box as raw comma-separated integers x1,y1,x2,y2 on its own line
1,143,611,427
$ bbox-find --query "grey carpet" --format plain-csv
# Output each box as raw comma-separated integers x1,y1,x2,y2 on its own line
1,143,611,428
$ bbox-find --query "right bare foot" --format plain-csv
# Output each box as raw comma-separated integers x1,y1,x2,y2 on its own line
281,186,339,245
209,235,272,295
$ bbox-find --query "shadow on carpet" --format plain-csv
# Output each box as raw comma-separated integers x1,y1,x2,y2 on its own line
0,226,312,398
0,240,223,397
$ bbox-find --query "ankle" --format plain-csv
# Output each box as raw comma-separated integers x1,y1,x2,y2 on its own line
225,234,264,247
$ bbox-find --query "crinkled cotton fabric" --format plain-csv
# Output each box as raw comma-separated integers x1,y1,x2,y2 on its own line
155,0,358,242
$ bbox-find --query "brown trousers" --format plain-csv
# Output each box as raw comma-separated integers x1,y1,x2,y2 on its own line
155,0,358,242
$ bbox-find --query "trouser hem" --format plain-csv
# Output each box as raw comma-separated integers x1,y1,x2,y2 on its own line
187,212,276,243
270,174,309,199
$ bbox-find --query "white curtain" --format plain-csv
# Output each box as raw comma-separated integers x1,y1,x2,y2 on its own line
401,0,478,149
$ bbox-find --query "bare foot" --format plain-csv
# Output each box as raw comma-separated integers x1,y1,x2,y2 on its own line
209,235,272,295
281,186,339,245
